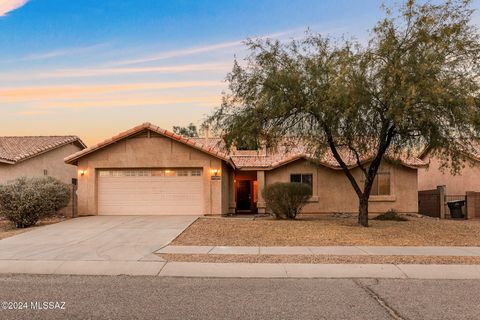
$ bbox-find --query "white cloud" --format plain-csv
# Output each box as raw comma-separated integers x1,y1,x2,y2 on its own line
108,26,314,67
17,43,110,62
110,40,243,67
0,43,111,64
0,0,28,16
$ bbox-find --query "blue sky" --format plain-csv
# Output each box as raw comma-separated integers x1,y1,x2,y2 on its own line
1,0,479,144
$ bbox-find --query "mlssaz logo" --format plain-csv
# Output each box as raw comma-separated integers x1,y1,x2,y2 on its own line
30,301,66,310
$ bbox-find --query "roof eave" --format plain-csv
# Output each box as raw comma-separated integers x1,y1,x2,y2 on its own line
64,123,232,165
5,137,86,166
0,159,15,164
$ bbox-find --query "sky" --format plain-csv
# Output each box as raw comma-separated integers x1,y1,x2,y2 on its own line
1,0,479,145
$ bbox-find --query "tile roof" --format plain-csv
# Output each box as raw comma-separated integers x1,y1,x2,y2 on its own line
63,122,426,169
230,143,426,170
0,136,86,164
64,123,231,164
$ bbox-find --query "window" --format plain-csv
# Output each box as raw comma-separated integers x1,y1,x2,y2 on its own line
43,169,48,176
371,172,391,195
137,170,150,177
125,171,136,177
290,174,313,195
98,169,203,178
191,170,202,176
177,170,189,177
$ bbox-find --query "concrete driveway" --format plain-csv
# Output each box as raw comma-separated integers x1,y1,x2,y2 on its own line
0,216,197,262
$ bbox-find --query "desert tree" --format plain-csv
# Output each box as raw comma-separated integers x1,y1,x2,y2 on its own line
207,0,480,226
172,123,199,137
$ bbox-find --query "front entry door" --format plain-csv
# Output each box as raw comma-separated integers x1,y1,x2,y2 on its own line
237,180,252,211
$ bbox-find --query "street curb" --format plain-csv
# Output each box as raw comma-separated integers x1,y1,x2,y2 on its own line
1,261,479,278
157,262,480,279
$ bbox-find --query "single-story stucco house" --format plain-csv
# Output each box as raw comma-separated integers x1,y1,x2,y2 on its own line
64,122,426,216
0,136,86,184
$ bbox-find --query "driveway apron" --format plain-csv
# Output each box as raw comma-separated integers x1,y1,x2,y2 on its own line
0,216,197,262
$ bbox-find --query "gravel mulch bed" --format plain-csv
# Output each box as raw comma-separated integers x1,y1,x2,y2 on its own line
0,215,68,240
172,214,480,247
160,253,480,265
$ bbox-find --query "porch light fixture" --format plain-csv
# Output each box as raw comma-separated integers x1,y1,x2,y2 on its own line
211,169,219,176
79,169,86,176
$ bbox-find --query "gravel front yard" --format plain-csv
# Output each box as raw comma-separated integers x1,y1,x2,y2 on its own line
171,215,480,247
0,216,67,240
160,253,480,265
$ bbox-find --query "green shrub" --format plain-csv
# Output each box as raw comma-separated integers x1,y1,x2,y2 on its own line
262,182,311,219
374,209,408,221
0,177,71,228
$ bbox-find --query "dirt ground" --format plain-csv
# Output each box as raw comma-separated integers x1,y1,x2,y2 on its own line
171,214,480,247
160,253,480,265
0,216,68,240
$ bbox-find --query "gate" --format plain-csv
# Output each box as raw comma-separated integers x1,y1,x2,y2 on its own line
418,189,441,218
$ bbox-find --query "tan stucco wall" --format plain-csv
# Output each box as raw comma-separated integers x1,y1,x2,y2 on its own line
264,159,419,214
0,143,82,185
74,135,229,216
418,153,480,195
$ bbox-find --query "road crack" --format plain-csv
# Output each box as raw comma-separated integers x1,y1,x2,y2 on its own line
353,279,408,320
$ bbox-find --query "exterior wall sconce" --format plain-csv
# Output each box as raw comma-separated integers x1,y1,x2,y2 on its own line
79,169,86,176
211,169,219,176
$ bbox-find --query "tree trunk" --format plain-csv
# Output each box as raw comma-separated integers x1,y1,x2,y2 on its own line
358,196,369,227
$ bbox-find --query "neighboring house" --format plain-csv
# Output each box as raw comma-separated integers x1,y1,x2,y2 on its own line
0,136,86,185
417,145,480,219
418,145,480,195
64,122,426,216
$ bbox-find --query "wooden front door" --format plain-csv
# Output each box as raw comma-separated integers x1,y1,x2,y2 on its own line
236,180,252,211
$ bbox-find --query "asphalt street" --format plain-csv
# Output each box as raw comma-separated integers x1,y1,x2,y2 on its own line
0,275,478,320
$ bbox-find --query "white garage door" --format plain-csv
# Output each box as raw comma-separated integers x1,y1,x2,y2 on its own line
97,168,203,215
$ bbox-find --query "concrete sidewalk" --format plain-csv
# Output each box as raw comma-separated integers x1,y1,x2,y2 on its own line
157,245,480,256
1,260,480,279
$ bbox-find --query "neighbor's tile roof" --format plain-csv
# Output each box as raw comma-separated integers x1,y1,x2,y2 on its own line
0,136,86,164
64,123,230,164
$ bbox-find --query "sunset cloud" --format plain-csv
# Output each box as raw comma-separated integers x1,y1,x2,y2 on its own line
25,95,220,111
0,81,224,102
0,0,28,16
2,62,231,81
